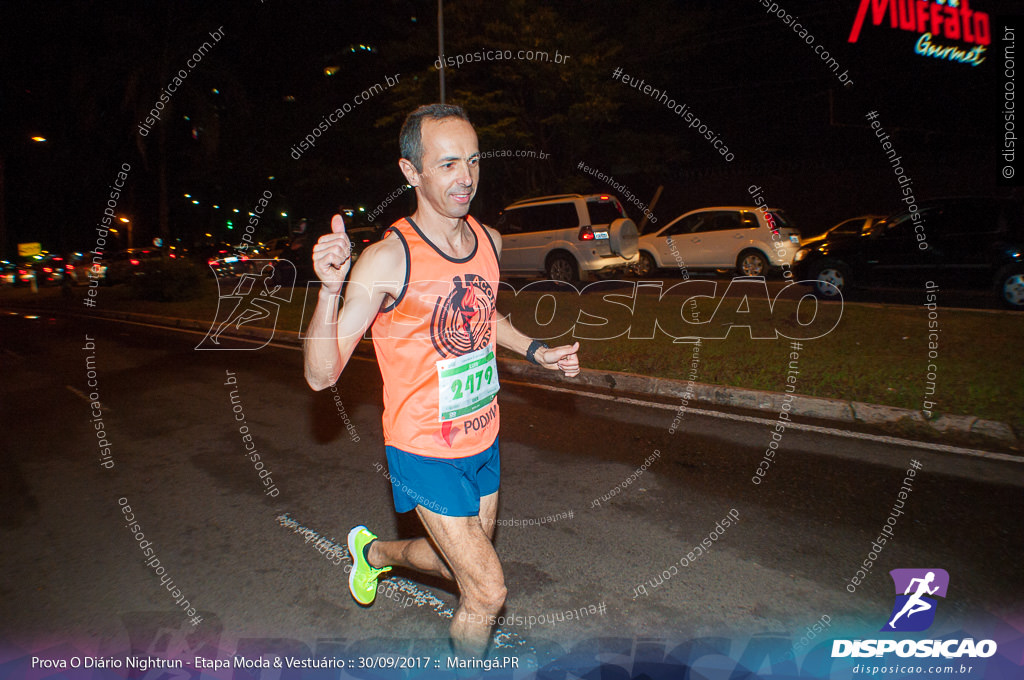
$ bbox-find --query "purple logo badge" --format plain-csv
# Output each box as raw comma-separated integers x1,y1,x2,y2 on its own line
882,568,949,632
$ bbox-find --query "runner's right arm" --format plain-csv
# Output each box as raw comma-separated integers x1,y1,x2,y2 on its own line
304,215,404,390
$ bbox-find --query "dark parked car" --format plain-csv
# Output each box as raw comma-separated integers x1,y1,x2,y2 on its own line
347,225,384,262
792,197,1024,310
0,261,16,286
12,255,66,286
104,249,164,285
205,249,255,279
62,252,107,284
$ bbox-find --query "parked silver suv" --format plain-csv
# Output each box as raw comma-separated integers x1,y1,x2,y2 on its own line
634,206,801,277
493,194,639,282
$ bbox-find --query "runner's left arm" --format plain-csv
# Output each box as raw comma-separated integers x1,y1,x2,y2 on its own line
495,315,581,377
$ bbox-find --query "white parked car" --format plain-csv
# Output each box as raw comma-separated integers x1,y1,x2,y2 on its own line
634,206,801,277
493,193,639,283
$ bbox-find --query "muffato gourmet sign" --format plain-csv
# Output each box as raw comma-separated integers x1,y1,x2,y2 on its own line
848,0,991,67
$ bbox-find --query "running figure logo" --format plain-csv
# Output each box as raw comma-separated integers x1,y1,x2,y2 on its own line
882,568,950,632
430,274,495,358
197,260,295,350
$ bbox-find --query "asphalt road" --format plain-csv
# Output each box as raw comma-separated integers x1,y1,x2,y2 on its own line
1,312,1021,672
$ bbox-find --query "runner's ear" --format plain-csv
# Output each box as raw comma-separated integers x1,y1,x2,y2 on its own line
331,214,346,234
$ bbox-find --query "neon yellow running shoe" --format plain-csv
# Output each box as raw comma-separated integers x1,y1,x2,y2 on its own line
347,525,391,605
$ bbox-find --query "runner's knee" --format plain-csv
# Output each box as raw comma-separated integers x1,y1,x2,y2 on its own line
467,579,506,613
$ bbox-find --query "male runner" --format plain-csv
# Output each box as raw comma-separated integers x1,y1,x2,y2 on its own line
303,103,581,658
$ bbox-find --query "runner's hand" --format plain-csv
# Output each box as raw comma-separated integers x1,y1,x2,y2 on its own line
537,341,581,378
312,214,352,293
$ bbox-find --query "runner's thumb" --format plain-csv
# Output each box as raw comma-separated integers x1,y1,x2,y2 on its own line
549,341,580,360
330,214,346,234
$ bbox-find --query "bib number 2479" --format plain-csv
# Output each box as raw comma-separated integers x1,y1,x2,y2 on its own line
437,347,499,422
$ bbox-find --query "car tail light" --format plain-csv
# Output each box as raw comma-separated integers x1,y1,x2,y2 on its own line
169,253,176,259
43,267,53,273
130,259,140,266
208,258,217,265
578,226,595,241
67,265,75,270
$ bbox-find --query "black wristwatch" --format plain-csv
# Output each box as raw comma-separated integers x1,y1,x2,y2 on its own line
526,339,549,365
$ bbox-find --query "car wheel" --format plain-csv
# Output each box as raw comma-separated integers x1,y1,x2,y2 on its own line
633,252,656,277
609,218,639,259
738,250,768,277
996,264,1024,310
546,253,579,284
810,259,849,299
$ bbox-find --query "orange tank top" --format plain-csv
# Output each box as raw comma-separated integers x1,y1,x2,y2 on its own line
370,215,501,458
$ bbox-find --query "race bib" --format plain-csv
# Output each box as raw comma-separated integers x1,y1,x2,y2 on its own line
437,346,500,421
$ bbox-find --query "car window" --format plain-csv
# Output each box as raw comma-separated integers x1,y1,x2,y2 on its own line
514,203,579,233
867,218,889,237
884,208,938,239
495,210,525,234
693,211,742,233
739,211,759,229
665,214,703,236
941,201,1005,237
767,211,794,230
586,200,625,226
832,218,865,237
495,212,512,234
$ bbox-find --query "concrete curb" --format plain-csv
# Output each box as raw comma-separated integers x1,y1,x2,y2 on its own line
497,361,1017,447
26,305,1022,449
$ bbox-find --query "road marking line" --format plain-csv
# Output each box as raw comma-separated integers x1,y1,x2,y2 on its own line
499,379,1023,464
67,385,114,410
66,385,93,403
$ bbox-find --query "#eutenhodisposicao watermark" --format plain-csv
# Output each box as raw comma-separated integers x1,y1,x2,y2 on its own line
844,459,923,593
752,340,803,485
119,496,203,627
83,163,131,309
611,66,734,162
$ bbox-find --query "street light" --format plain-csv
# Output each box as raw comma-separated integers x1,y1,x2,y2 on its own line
119,216,133,248
1,135,50,260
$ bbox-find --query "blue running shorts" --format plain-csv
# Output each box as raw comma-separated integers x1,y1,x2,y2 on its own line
383,437,500,517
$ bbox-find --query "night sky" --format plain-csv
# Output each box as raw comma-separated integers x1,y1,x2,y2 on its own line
1,0,1018,255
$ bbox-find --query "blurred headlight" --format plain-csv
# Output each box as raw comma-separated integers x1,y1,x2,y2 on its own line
794,248,810,263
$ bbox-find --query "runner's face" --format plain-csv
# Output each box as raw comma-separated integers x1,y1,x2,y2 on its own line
413,118,479,219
